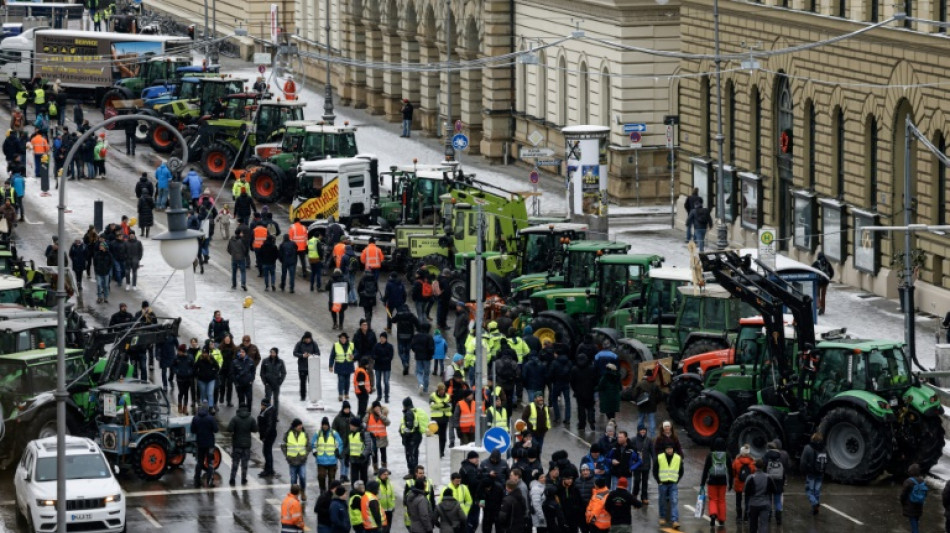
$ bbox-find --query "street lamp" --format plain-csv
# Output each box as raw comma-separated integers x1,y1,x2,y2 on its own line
322,0,335,124
713,0,728,250
54,114,193,533
443,0,455,161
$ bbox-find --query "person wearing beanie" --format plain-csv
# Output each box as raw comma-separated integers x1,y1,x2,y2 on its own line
632,367,660,438
521,392,551,451
353,356,373,418
172,342,195,414
437,478,467,533
281,485,305,533
653,420,683,457
732,444,755,521
364,400,390,473
700,438,733,527
316,480,342,533
333,401,354,482
605,476,643,530
348,480,366,533
329,484,351,533
653,443,683,528
596,362,622,421
312,416,344,492
293,331,320,402
429,382,452,457
281,418,311,500
375,468,396,527
632,424,653,504
331,331,356,402
372,331,394,403
260,347,286,408
361,480,386,533
257,397,278,478
345,416,373,484
440,472,474,529
453,389,477,445
399,397,427,474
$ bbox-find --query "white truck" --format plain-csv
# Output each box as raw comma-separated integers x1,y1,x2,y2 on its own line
291,157,378,226
0,28,191,103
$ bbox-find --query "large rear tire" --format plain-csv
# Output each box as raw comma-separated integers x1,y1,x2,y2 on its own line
530,316,573,348
101,89,128,125
148,124,177,153
132,435,168,481
201,142,236,180
249,165,283,203
681,338,729,358
818,407,891,484
666,378,703,426
889,415,945,476
616,343,647,388
728,411,780,459
686,395,733,446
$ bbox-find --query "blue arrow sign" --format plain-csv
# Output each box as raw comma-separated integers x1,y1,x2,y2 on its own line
623,123,647,133
483,426,511,453
452,133,469,151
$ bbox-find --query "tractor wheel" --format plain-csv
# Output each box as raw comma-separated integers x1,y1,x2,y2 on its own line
666,378,704,426
201,142,236,180
204,446,222,469
530,316,572,348
27,408,59,441
449,277,468,303
168,452,186,468
818,407,891,484
681,338,729,358
616,342,649,388
101,89,127,125
249,166,283,203
888,415,945,476
728,411,781,459
148,124,177,153
418,254,450,279
687,395,733,446
132,435,168,481
134,117,151,143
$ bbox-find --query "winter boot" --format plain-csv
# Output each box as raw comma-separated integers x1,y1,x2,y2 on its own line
775,511,782,525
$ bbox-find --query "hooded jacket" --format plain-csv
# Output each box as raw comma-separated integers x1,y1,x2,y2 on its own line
437,492,467,533
332,402,353,440
190,407,219,447
294,333,320,373
570,356,598,405
261,354,287,386
227,406,259,448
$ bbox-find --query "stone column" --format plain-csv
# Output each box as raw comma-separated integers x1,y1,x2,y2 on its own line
479,0,513,159
364,20,385,115
458,48,483,155
399,31,421,128
437,41,462,141
417,38,440,136
340,13,367,109
381,26,403,120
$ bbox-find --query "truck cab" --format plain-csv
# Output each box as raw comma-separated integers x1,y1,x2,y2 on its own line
291,157,377,225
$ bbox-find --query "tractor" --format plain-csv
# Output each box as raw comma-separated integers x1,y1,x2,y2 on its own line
93,381,221,481
147,76,248,154
101,56,196,117
691,251,944,483
509,234,631,302
249,122,358,203
197,97,307,179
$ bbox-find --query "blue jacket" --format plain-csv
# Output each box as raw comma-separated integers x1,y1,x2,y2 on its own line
521,354,548,391
383,278,406,308
155,163,171,189
183,170,202,199
11,174,24,196
158,336,178,369
231,353,255,386
190,408,218,448
581,453,609,479
433,333,447,360
329,498,351,533
594,349,618,376
310,429,343,466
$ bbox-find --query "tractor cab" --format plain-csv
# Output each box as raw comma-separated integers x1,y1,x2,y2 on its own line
138,56,193,87
255,100,307,143
377,164,454,226
94,381,170,432
0,317,57,354
197,77,248,116
516,223,589,277
811,340,916,406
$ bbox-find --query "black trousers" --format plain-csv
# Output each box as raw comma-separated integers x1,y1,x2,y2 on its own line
194,446,214,483
262,433,276,474
403,432,421,472
633,469,650,500
577,401,596,430
217,373,233,405
235,383,252,408
349,460,368,484
299,372,308,400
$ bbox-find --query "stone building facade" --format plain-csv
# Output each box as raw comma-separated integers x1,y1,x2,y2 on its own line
676,0,950,309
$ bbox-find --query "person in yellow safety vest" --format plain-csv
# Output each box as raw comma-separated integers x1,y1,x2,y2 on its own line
486,321,504,359
15,89,28,119
32,84,45,117
399,397,427,473
349,480,366,533
232,176,250,199
346,416,372,484
463,329,487,385
280,484,305,533
361,480,387,533
403,465,435,528
482,379,503,413
522,392,551,451
360,237,384,280
653,443,683,527
487,395,508,428
507,329,530,363
452,389,476,445
330,331,356,401
429,383,451,457
307,235,322,291
281,418,311,501
288,217,309,277
376,469,396,526
439,473,473,514
311,416,343,493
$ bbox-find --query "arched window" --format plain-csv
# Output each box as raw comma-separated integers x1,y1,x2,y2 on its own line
934,131,946,225
558,55,568,125
893,100,916,219
579,61,589,124
833,107,846,199
536,51,547,121
865,115,878,208
601,68,611,128
701,76,711,154
804,99,816,189
726,80,735,163
751,85,761,173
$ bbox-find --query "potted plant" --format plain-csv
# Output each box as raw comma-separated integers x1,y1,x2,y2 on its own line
891,247,926,312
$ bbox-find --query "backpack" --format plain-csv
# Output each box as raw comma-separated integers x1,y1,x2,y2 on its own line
710,451,727,478
48,101,57,117
814,452,828,475
585,492,611,530
738,462,752,483
421,280,433,298
766,457,784,482
99,145,108,158
908,478,928,504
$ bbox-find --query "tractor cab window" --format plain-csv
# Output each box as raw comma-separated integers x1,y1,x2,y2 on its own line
522,233,553,275
453,210,467,241
302,132,358,159
866,346,911,391
0,288,24,304
566,251,597,288
599,264,644,311
282,134,303,153
0,361,28,394
736,326,761,365
679,296,701,329
815,348,850,402
645,278,685,321
179,81,198,99
34,326,56,350
128,389,169,430
704,298,729,331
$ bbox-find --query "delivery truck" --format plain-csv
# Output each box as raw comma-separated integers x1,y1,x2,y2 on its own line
0,29,191,104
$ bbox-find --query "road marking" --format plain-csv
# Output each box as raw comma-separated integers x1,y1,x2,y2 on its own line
820,503,864,525
137,507,163,528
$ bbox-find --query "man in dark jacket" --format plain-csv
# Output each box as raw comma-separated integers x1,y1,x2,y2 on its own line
382,272,406,331
521,353,547,402
257,398,278,477
549,350,573,426
453,300,469,352
231,348,255,408
608,431,642,492
134,172,153,199
799,432,826,515
392,304,416,376
227,404,259,486
294,331,320,401
744,459,773,533
410,321,435,394
685,197,713,252
259,235,279,291
496,479,526,533
108,302,133,325
279,234,298,292
812,252,834,315
632,368,660,437
631,424,653,503
353,319,377,360
191,403,219,487
763,440,789,525
435,269,453,329
260,347,287,408
228,231,249,290
233,190,255,225
571,355,598,432
606,478,642,529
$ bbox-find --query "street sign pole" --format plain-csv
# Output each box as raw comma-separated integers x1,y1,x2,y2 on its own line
473,202,485,444
635,148,640,207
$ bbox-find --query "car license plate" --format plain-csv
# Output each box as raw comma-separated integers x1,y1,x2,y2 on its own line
71,513,92,521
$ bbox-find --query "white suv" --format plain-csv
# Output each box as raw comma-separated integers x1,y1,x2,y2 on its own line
14,436,126,533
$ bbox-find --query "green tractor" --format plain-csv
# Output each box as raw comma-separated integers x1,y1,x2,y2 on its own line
248,122,358,203
196,97,307,179
100,56,196,117
690,251,944,483
509,233,628,301
147,76,248,153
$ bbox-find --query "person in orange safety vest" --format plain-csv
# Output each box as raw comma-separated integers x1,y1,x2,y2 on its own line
280,484,305,533
360,237,384,280
288,217,308,278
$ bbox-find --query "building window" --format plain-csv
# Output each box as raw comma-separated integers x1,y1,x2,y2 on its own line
701,76,711,155
838,0,847,17
868,0,879,21
866,115,878,208
751,85,761,173
833,107,845,199
726,80,735,163
936,0,946,32
517,61,526,115
601,68,611,128
579,61,589,124
808,0,817,12
905,0,913,28
935,131,947,225
536,52,547,121
558,55,567,125
805,100,816,189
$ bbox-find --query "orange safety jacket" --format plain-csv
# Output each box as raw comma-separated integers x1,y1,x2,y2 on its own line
280,493,305,529
31,134,49,154
353,367,372,395
252,225,268,249
366,412,387,438
458,400,475,433
288,223,307,251
361,244,383,270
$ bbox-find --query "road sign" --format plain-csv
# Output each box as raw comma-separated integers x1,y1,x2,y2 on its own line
758,228,777,270
528,130,544,147
536,159,561,167
455,120,464,133
483,427,511,453
666,125,674,149
629,131,642,149
452,133,469,151
520,147,555,158
623,123,647,134
529,170,539,184
258,64,266,74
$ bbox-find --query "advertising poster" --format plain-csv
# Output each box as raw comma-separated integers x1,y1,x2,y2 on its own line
581,165,600,216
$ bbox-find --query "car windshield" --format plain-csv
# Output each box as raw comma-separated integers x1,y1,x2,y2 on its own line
35,454,111,481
